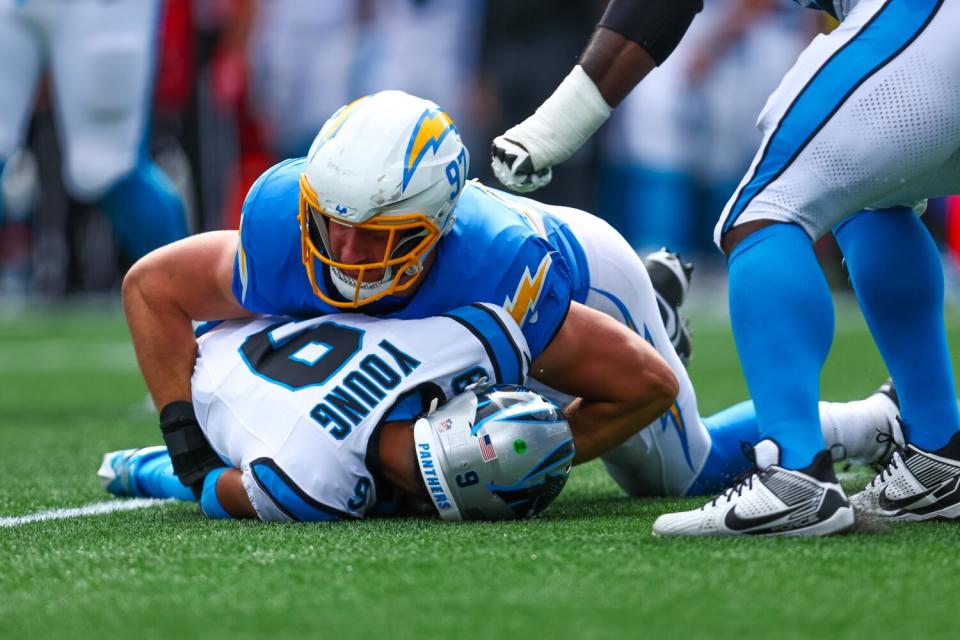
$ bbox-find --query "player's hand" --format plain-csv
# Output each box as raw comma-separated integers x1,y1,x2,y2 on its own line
490,136,553,193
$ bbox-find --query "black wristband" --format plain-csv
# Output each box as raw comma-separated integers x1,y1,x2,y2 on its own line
159,400,222,498
598,0,703,66
159,400,197,425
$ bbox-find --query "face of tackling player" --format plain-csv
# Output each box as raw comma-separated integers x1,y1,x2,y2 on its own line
298,91,469,309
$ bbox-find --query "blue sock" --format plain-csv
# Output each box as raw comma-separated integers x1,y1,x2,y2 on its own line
687,400,760,494
834,208,960,451
135,450,196,501
728,224,833,470
200,467,232,519
98,161,188,261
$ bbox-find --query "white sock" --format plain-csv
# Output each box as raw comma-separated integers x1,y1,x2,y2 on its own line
819,393,900,464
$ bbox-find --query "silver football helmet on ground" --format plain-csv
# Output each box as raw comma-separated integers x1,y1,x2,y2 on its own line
413,385,574,521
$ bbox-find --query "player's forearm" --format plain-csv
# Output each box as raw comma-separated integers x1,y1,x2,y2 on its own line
579,28,656,109
215,468,257,519
122,261,201,410
492,0,702,187
584,0,704,105
567,371,677,465
532,304,679,464
122,232,247,410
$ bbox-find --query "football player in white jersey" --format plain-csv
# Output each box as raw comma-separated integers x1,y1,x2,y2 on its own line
100,302,904,522
493,0,960,535
0,0,187,259
100,304,592,522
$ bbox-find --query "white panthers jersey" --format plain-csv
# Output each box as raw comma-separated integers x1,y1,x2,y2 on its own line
191,303,529,522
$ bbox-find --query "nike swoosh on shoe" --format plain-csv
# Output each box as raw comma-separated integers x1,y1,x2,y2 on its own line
877,484,939,512
724,503,804,532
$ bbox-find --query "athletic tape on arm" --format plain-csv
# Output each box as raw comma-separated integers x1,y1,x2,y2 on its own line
502,65,612,171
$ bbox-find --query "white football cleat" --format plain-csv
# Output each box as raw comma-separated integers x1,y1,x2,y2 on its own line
850,431,960,522
643,248,693,309
653,440,854,537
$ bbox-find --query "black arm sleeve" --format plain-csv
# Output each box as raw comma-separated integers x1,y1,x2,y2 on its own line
597,0,703,66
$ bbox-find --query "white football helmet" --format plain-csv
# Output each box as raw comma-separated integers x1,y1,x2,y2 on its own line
298,91,470,308
413,385,574,521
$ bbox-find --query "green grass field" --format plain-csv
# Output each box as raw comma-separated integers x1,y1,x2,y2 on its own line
1,301,958,640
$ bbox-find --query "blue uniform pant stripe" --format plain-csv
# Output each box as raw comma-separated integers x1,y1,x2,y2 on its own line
722,0,943,235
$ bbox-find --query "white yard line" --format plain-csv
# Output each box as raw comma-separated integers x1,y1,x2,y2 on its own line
0,498,168,528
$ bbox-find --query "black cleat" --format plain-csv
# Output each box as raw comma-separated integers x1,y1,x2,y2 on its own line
644,249,694,365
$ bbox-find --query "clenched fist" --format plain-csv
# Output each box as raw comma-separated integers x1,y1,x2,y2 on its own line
490,136,553,193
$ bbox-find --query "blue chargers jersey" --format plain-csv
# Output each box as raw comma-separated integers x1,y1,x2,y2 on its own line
234,158,587,359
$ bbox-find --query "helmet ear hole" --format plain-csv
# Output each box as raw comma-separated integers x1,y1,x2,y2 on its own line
413,385,574,521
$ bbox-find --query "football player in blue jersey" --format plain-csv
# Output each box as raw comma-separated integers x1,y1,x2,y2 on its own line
124,90,680,502
493,0,960,535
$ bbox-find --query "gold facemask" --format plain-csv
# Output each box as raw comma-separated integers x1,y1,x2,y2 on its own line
298,173,440,308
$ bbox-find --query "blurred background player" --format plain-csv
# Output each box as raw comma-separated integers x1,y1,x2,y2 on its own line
0,0,188,270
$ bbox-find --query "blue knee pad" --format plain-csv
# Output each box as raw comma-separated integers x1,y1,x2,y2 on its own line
200,467,232,520
98,161,188,260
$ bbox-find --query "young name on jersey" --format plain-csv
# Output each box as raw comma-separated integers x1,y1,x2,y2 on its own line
191,303,530,521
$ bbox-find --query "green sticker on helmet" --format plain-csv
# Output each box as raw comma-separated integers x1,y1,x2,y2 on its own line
513,439,528,454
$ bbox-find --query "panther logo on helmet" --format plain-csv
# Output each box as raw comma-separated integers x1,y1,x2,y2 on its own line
298,91,470,308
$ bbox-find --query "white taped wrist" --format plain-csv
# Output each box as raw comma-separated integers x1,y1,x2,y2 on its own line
503,65,612,171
